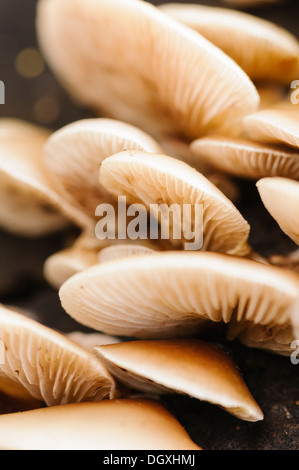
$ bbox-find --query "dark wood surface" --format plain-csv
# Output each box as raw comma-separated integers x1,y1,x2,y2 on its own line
0,0,298,450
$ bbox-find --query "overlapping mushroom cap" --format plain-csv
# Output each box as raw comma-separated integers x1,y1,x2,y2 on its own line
59,251,299,354
159,3,299,84
0,399,201,450
190,136,299,180
95,339,263,422
43,118,163,229
244,109,299,149
37,0,259,140
99,150,251,255
257,177,299,245
0,305,118,406
0,119,72,237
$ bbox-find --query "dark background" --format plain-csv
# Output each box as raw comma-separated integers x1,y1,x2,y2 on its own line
0,0,298,450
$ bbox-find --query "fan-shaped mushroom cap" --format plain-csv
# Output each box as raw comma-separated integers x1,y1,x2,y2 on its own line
257,177,299,245
44,118,163,225
43,234,112,290
0,400,202,450
244,109,299,149
0,119,75,237
0,305,118,406
99,150,250,255
37,0,259,140
190,136,299,180
59,251,299,354
159,4,299,84
95,339,263,422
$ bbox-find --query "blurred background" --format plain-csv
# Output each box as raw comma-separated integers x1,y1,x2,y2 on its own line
0,0,298,449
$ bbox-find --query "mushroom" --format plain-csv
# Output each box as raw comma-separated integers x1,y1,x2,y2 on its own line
0,399,202,450
99,150,251,255
257,177,299,245
66,332,121,352
190,136,299,181
0,119,74,237
94,339,263,422
0,304,118,406
244,109,299,149
37,0,259,141
43,118,163,228
159,3,299,84
59,251,299,355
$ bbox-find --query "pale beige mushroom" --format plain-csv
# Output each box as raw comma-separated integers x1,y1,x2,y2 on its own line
0,119,75,237
257,177,299,245
159,4,299,84
59,251,299,355
98,244,157,264
66,332,121,352
43,118,163,226
95,339,263,422
43,233,111,290
190,136,299,180
0,304,118,406
37,0,259,141
0,399,202,450
99,150,251,255
244,109,299,149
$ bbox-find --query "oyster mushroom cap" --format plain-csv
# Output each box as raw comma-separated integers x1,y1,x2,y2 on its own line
190,136,299,180
44,118,163,224
37,0,259,140
0,399,201,450
159,3,299,84
59,251,299,354
99,150,251,255
0,119,95,236
244,109,299,149
257,177,299,245
0,304,118,406
95,339,263,422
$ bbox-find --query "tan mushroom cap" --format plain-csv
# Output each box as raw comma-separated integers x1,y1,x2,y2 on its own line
37,0,259,141
244,109,299,149
0,399,201,450
43,234,112,290
190,136,299,180
160,4,299,84
59,251,299,354
44,118,163,223
257,177,299,245
95,339,263,422
99,150,251,255
0,119,95,236
0,304,118,406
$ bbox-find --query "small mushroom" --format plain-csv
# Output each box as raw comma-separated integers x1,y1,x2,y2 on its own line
94,339,263,422
257,177,299,245
43,233,111,290
0,304,118,406
37,0,259,140
244,109,299,149
190,136,299,180
99,150,251,255
59,251,299,354
0,399,202,450
0,119,73,237
43,118,163,227
159,3,299,84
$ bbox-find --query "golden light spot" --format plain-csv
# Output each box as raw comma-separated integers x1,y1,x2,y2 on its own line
33,96,60,124
15,48,45,79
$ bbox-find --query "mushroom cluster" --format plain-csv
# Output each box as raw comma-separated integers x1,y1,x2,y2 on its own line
0,0,298,451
